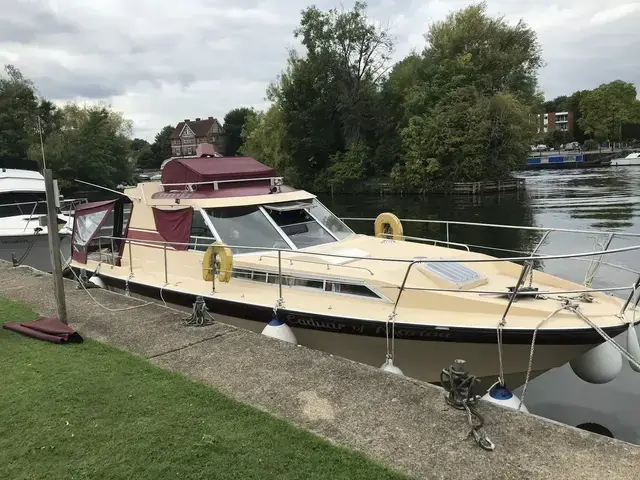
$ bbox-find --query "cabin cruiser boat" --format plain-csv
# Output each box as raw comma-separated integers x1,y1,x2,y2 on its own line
68,154,640,389
611,152,640,166
0,159,74,272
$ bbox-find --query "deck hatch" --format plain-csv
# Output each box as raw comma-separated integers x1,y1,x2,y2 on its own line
415,257,487,289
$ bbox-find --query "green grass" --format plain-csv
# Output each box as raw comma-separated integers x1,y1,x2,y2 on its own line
0,298,408,480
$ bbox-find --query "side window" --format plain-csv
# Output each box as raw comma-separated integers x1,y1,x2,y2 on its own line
189,211,215,251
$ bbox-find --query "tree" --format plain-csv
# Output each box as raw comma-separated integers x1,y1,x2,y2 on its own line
223,107,256,156
35,104,134,189
150,125,174,168
130,138,155,169
240,105,291,172
269,1,394,187
420,3,543,106
0,64,38,163
579,80,640,142
392,4,541,185
397,88,534,186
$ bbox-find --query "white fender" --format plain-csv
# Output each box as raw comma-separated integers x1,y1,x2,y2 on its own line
380,357,404,376
261,314,297,344
627,324,640,373
570,341,623,384
88,275,106,289
481,384,528,412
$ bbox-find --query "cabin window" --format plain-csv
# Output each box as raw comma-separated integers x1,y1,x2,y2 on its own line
0,192,47,218
231,268,385,300
205,206,292,254
189,211,215,251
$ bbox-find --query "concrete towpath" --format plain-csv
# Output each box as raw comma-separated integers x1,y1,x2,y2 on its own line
1,262,639,479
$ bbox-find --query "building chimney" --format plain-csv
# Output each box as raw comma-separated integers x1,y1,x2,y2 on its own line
195,117,201,121
184,118,190,122
208,116,213,120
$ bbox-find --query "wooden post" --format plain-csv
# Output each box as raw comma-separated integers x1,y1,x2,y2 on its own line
44,169,68,324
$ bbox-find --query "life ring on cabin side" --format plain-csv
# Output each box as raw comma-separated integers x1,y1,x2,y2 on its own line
374,212,403,240
202,242,233,283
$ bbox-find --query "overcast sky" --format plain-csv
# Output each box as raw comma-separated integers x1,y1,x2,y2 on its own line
2,1,639,140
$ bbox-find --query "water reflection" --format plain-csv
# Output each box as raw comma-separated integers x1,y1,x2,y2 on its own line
324,166,640,444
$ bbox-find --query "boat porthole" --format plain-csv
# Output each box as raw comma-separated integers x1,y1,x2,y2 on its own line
575,423,614,438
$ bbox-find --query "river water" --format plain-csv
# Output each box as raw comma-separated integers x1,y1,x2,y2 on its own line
320,166,640,444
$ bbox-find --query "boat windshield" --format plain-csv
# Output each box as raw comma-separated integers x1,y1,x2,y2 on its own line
201,199,353,253
204,206,292,254
263,199,354,248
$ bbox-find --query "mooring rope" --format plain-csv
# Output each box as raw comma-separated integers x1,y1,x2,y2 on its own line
518,298,640,411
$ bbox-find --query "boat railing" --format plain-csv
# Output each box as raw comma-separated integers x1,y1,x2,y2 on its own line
91,234,640,319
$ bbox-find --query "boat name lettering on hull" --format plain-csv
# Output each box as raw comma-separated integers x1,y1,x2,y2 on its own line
285,314,452,338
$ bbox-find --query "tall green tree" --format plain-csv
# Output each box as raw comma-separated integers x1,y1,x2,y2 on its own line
393,3,541,184
240,105,291,172
130,138,155,169
396,88,534,186
0,65,39,163
223,107,256,156
579,80,640,142
270,1,393,187
35,104,134,189
151,125,174,167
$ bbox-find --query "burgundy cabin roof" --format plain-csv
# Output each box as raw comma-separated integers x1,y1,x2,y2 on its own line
161,156,277,186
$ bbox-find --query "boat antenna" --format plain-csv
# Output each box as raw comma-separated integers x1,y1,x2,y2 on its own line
37,115,46,170
74,179,141,200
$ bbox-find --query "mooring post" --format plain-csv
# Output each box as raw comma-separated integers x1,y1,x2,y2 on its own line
44,169,68,325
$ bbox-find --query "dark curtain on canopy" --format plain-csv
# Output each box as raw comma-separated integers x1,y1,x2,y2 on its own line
152,207,193,250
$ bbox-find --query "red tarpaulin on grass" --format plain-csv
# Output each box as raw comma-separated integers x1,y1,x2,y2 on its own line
3,317,83,344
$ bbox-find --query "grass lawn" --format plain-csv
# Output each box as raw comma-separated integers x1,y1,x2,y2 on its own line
0,298,409,480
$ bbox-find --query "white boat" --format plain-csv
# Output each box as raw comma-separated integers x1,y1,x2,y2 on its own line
0,161,73,272
611,152,640,166
68,151,640,390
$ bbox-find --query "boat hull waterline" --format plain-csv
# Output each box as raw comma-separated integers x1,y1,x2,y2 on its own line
77,268,623,387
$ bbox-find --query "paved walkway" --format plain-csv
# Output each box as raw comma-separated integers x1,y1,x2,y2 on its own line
1,262,638,479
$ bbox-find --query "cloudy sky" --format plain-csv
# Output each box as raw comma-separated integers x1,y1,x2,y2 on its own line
2,0,639,140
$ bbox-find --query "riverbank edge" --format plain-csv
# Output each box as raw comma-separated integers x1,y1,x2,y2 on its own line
0,262,638,479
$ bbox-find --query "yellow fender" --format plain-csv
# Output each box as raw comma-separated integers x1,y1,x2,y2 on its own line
202,242,233,283
374,212,403,240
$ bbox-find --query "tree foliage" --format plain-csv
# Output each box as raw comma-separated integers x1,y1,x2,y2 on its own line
268,1,393,187
150,125,174,168
391,3,542,184
223,107,257,156
33,104,134,189
579,81,640,141
397,88,533,186
0,65,39,163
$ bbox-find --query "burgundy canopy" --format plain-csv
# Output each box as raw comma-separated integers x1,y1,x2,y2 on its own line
161,156,276,187
71,200,117,263
152,207,193,250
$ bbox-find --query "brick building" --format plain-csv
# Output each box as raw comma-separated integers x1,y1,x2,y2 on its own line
169,117,226,156
537,111,575,134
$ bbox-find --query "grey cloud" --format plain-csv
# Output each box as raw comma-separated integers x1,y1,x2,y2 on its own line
1,0,638,139
0,2,79,44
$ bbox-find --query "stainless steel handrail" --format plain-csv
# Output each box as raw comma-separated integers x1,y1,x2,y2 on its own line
340,217,640,239
257,254,375,276
379,232,470,251
95,235,640,264
90,234,640,321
